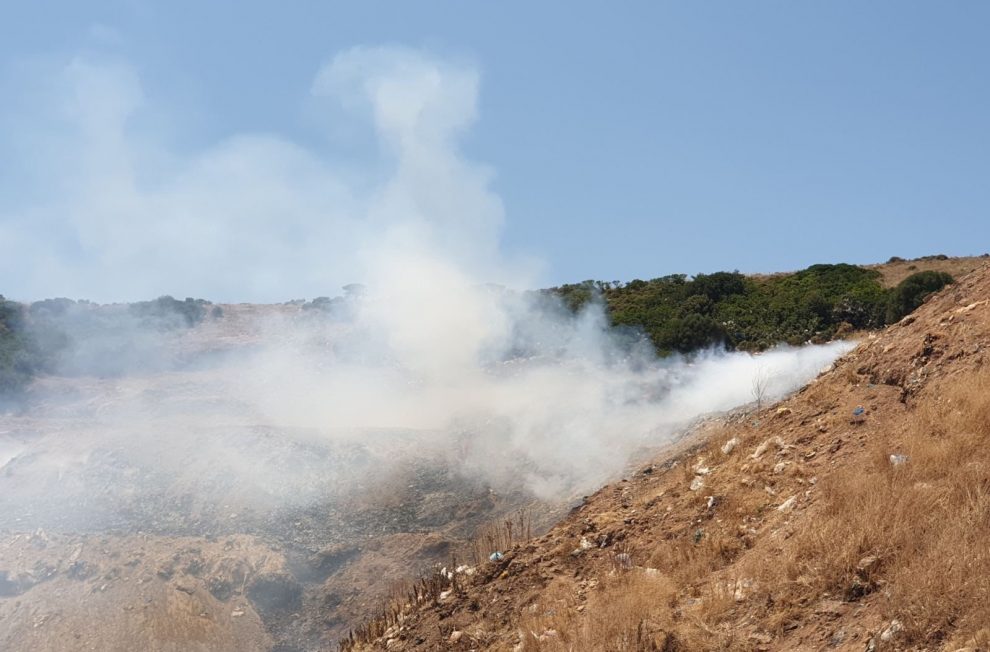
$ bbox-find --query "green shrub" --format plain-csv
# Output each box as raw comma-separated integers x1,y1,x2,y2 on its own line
0,296,41,394
886,271,954,323
549,263,895,356
129,295,209,328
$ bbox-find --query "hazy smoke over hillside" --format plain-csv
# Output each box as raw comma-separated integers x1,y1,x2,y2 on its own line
0,45,853,519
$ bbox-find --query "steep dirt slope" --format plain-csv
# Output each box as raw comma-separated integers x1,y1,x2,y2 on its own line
346,261,990,652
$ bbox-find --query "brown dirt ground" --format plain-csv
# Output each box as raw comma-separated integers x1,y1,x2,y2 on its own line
865,255,988,288
345,260,990,652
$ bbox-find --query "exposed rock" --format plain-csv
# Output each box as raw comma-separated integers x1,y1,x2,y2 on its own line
879,619,903,642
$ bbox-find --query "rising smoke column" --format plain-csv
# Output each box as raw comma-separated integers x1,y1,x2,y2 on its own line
0,45,855,508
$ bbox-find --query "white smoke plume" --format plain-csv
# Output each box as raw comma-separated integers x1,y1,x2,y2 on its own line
0,45,854,523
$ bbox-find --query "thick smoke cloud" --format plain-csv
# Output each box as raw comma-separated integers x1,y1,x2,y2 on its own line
0,46,519,303
0,46,854,520
226,301,852,499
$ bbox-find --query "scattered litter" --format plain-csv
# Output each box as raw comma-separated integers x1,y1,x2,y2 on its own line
889,453,909,466
489,551,503,562
852,406,865,416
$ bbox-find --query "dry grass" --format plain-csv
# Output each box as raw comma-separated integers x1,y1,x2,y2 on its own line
518,570,689,652
741,367,990,647
340,510,535,650
522,367,990,651
867,255,987,288
467,510,533,566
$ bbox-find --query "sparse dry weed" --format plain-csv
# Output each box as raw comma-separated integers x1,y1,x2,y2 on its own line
744,367,990,645
528,367,990,650
518,570,690,652
468,510,533,566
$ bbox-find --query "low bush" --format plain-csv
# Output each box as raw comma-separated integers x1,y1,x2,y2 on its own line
550,264,900,355
885,270,954,323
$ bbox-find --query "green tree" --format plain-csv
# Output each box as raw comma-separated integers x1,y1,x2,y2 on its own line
886,271,954,323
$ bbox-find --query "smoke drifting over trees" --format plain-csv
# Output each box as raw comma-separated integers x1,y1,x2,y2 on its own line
0,45,856,516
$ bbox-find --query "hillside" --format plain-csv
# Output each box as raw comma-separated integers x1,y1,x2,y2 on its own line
0,256,984,652
345,259,990,651
868,254,987,288
549,256,982,355
3,257,982,398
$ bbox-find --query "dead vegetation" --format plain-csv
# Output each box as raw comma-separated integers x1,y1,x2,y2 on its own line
342,261,990,652
468,511,534,566
867,254,988,288
489,367,990,652
743,368,990,647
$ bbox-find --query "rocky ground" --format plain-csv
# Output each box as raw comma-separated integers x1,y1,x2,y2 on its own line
0,303,562,651
345,261,990,651
4,257,985,652
0,425,547,651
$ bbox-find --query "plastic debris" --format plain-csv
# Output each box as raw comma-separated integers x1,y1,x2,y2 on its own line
889,453,909,466
489,551,503,562
852,406,865,416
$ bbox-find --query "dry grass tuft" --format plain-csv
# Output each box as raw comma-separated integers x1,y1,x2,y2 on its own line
518,570,690,651
468,510,533,566
523,367,990,650
743,368,990,645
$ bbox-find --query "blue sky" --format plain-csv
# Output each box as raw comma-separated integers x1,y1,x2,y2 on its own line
1,1,988,301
